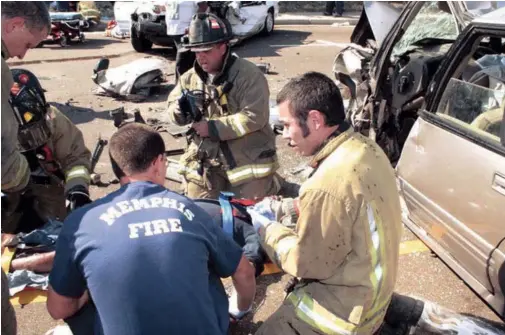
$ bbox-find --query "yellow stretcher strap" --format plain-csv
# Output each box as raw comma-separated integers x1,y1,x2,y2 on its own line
2,247,16,273
10,290,48,306
3,245,48,306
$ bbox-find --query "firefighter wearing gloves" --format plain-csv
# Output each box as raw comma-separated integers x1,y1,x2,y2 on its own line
3,69,91,233
249,72,403,335
166,13,280,199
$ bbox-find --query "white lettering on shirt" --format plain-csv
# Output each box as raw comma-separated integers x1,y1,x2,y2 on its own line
168,218,183,232
143,221,154,236
101,197,195,226
131,198,151,211
128,218,183,239
184,209,195,222
117,201,134,215
162,198,178,209
128,222,145,239
151,219,171,235
150,197,163,208
100,206,123,226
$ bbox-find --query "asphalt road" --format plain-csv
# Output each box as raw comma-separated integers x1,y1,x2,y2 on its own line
8,25,504,334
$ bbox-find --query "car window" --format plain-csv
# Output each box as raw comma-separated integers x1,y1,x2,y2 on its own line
437,77,504,142
392,1,459,57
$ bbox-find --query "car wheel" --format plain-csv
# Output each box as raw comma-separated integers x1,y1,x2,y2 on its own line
261,10,275,36
60,35,68,47
131,25,153,53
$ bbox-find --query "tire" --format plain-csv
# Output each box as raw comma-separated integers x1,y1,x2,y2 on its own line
60,35,68,47
261,10,275,36
131,25,153,53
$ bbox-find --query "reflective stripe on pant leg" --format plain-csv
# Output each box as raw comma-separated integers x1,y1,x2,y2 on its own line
288,289,357,335
287,288,387,335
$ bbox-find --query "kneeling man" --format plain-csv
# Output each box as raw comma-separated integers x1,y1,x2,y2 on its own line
47,123,256,334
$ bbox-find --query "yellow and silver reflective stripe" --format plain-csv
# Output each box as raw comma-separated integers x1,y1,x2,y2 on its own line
2,154,29,190
363,201,391,333
288,288,388,335
65,166,90,183
366,201,388,314
272,236,297,264
288,289,357,335
228,114,249,137
226,162,278,185
361,293,390,330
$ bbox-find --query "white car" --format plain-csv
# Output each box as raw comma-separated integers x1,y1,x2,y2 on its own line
114,1,278,53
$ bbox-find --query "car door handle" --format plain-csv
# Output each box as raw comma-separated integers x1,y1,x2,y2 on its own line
492,173,505,196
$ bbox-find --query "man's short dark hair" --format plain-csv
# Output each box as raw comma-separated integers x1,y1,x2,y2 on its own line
1,2,51,31
109,123,166,179
276,72,345,136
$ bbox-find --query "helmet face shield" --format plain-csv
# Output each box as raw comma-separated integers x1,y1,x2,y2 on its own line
17,118,51,152
9,69,51,151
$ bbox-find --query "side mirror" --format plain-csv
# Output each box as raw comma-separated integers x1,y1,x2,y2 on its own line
93,58,110,74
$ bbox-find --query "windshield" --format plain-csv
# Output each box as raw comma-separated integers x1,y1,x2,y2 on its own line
392,2,459,57
391,1,505,57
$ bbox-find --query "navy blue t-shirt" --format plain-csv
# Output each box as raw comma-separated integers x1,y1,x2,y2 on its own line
49,181,243,335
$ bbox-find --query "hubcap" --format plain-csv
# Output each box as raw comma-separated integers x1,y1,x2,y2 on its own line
266,13,273,32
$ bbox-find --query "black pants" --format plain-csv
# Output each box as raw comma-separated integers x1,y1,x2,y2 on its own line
325,1,344,15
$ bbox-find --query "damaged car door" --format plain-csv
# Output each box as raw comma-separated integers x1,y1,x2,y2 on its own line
335,1,480,164
397,10,505,319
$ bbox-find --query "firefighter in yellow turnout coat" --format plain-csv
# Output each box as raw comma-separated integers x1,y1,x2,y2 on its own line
249,72,403,335
3,69,91,233
166,13,280,199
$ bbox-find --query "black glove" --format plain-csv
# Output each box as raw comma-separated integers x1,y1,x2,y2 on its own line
66,185,91,212
284,276,299,294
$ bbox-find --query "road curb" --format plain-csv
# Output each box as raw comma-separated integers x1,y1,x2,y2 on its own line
7,50,138,67
276,18,358,26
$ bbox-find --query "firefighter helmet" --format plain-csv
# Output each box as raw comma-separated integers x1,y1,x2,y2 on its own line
182,13,233,52
10,69,51,152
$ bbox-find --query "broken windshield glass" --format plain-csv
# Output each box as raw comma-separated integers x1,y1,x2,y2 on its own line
392,1,458,57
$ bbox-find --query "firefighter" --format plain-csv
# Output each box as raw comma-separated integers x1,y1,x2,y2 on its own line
1,2,50,197
248,72,403,335
3,69,92,234
174,1,210,83
166,13,280,199
1,3,50,334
